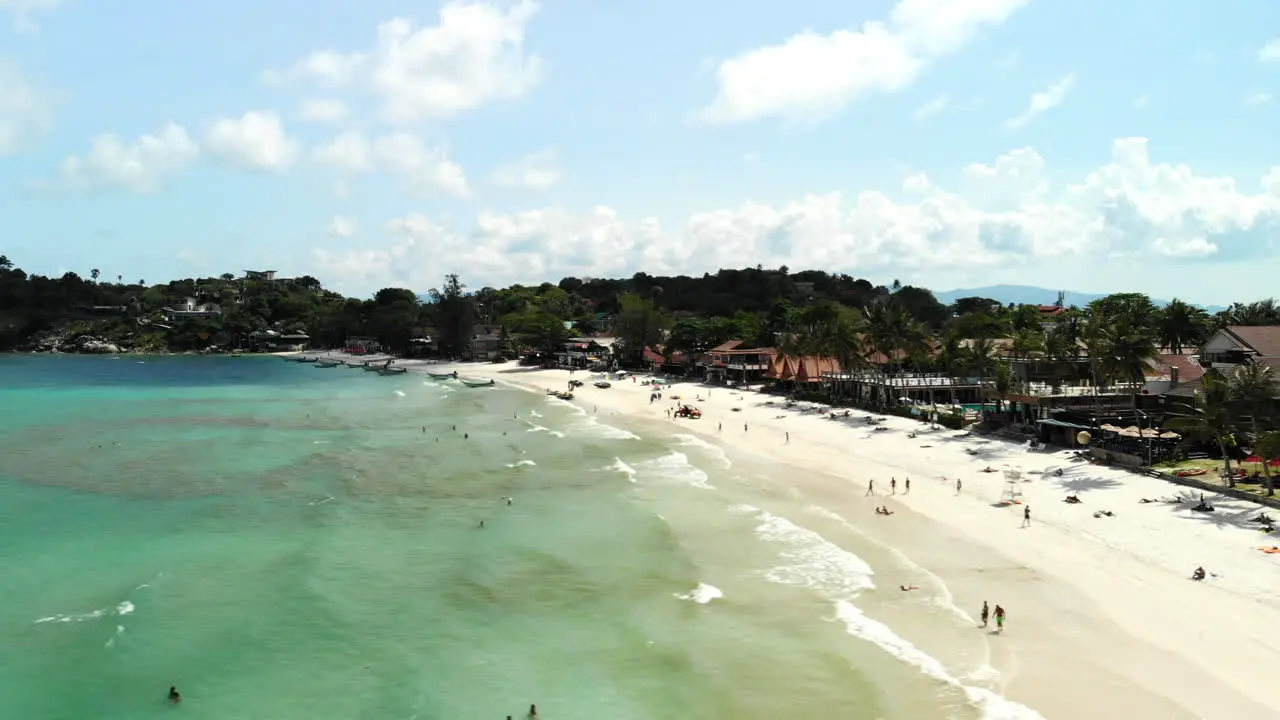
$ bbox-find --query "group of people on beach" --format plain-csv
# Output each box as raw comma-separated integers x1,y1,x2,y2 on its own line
979,601,1007,632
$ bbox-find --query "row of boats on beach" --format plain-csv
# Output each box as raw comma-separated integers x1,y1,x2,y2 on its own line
284,355,495,386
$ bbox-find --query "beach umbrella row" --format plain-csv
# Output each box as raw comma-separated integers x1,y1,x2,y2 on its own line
1096,423,1181,439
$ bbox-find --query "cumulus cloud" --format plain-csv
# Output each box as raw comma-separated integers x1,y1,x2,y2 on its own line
1258,39,1280,64
0,61,51,154
264,0,541,123
0,0,59,33
491,150,561,189
298,98,349,123
309,131,469,197
1004,73,1075,130
327,216,357,237
312,137,1280,294
696,0,1026,124
204,111,299,171
58,124,199,193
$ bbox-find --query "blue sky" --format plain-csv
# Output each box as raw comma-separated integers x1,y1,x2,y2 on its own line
3,0,1280,305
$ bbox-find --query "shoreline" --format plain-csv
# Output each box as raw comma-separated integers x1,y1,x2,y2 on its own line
409,358,1280,720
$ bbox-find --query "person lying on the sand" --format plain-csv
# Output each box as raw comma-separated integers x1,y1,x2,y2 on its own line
907,432,917,438
1192,500,1215,513
1064,495,1082,504
1092,510,1114,518
1252,513,1275,524
1192,566,1206,581
875,506,894,516
981,466,998,473
899,584,919,591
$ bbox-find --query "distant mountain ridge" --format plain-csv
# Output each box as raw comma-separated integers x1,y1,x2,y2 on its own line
932,284,1226,313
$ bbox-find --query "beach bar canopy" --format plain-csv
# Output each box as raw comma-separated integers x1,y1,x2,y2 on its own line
1036,418,1093,431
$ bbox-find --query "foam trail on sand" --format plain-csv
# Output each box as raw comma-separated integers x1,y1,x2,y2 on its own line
577,417,640,440
524,422,565,438
606,457,637,483
505,459,537,469
805,505,976,626
675,582,724,604
671,433,732,468
742,505,1040,720
632,451,713,489
834,602,1045,720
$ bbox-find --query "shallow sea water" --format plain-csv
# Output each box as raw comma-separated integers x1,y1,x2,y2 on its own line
0,356,1030,720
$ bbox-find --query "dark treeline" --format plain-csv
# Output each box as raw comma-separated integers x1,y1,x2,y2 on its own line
4,254,1280,358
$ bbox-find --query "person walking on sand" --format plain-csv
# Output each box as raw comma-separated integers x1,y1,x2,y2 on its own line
956,478,962,495
890,477,897,495
904,477,911,494
866,479,875,496
1021,506,1031,528
785,431,790,445
718,421,722,432
744,423,748,432
980,601,990,628
994,605,1006,632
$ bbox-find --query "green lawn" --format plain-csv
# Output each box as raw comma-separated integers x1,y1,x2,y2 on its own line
1153,458,1277,498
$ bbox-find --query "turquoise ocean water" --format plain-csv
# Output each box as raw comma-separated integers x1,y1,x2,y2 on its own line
0,356,1032,720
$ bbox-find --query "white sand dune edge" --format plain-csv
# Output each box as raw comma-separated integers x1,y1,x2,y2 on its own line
355,356,1280,719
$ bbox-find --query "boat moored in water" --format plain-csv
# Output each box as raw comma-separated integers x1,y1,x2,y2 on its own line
458,378,495,387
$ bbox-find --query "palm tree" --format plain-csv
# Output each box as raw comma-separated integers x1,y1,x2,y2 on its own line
1097,319,1160,411
1167,371,1238,486
965,337,998,409
936,331,966,407
1157,298,1209,353
90,268,100,282
1227,363,1278,496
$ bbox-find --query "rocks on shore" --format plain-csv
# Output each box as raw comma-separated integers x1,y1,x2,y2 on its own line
21,330,126,354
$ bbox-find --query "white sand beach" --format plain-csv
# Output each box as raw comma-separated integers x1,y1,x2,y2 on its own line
317,354,1280,719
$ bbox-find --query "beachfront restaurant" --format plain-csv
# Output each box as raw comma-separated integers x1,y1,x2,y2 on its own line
1036,409,1182,464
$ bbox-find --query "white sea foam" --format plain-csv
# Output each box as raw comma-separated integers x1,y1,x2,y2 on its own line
530,409,542,418
805,504,977,625
675,582,724,604
633,451,713,489
671,433,732,468
35,599,135,624
393,390,406,397
606,457,638,482
579,418,640,440
525,422,566,438
747,506,876,596
105,624,125,648
834,602,1045,720
744,503,1037,720
505,459,537,469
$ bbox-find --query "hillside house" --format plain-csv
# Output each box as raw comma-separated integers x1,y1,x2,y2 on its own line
163,297,221,321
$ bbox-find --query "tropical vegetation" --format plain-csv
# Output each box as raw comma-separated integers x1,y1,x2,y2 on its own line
2,255,1278,489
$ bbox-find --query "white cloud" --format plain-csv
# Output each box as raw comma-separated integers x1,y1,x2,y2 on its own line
491,150,561,189
312,137,1280,293
0,0,59,33
1258,39,1280,64
204,111,299,171
58,123,199,193
265,0,541,123
696,0,1026,124
309,131,469,197
372,133,470,198
298,98,349,123
312,131,375,173
1004,73,1075,130
1244,91,1273,107
327,216,358,237
0,61,50,154
913,94,950,121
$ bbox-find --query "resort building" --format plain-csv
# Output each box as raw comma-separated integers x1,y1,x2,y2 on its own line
162,297,222,321
243,270,278,281
702,341,776,384
1199,326,1280,371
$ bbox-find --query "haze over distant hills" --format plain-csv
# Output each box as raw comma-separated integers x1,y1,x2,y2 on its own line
932,285,1227,313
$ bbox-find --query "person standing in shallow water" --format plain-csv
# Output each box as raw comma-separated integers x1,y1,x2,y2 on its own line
980,601,989,628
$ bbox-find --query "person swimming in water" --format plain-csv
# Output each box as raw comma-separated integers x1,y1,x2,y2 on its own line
168,686,182,703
